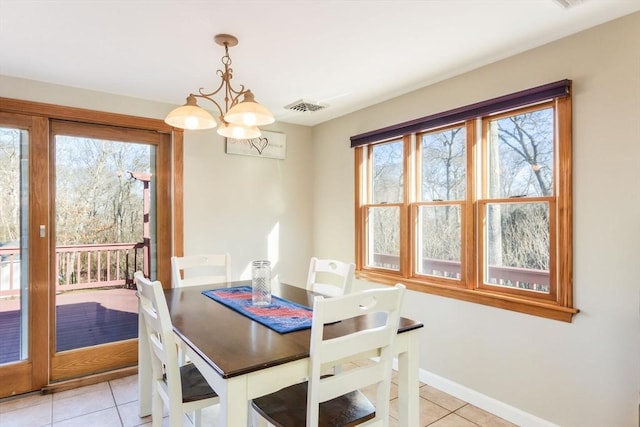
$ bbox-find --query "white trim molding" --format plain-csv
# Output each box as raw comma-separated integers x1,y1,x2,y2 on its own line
392,360,560,427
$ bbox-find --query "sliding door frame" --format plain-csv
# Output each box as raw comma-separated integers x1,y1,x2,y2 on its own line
0,97,183,395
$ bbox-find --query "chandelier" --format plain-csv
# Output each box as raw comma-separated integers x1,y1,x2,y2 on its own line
164,34,274,139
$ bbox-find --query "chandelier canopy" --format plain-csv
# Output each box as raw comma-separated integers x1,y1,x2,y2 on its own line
164,34,274,139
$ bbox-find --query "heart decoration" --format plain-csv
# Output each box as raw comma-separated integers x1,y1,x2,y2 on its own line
249,137,269,155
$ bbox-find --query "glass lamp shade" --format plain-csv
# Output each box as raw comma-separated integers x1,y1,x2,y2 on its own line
224,90,275,127
164,97,217,130
216,122,261,139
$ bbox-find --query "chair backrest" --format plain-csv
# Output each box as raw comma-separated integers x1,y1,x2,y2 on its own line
306,257,355,297
134,271,183,404
306,283,405,426
171,253,231,288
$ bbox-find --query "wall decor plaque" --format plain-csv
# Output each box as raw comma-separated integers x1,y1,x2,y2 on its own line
226,130,286,159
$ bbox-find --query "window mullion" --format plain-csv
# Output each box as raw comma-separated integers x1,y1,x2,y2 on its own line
354,146,365,271
466,120,478,290
404,134,415,278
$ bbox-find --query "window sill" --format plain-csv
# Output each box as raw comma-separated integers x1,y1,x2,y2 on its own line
355,270,579,323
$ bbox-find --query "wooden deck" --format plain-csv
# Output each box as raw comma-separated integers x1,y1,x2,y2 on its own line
0,288,138,364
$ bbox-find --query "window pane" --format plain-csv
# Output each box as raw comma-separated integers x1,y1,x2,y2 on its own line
367,206,400,271
0,127,29,363
417,205,461,279
421,126,466,201
485,202,550,293
487,107,554,198
372,140,403,203
54,135,152,352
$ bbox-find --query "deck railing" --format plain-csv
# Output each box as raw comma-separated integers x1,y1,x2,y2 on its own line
1,248,550,298
372,253,550,291
0,243,145,298
0,248,20,298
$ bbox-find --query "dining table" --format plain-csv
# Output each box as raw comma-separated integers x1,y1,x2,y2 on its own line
138,280,423,426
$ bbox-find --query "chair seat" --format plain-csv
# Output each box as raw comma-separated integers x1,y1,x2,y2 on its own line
251,380,375,427
168,363,218,403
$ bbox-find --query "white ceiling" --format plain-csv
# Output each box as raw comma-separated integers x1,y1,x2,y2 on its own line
1,0,639,127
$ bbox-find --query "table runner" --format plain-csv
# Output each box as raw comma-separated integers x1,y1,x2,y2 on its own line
202,286,313,333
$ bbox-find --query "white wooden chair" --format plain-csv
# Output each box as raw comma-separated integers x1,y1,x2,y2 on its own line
306,257,355,297
251,284,406,427
171,253,231,288
134,271,219,427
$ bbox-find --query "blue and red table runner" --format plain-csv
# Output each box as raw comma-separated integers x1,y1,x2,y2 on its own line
202,286,313,334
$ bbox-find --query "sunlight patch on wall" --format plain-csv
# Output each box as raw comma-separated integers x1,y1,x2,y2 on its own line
268,222,280,282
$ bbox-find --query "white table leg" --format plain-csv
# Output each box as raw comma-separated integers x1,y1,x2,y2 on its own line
396,332,420,427
182,343,249,426
219,375,248,426
138,302,151,417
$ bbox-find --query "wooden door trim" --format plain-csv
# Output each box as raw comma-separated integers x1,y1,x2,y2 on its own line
0,97,173,133
31,115,50,390
1,364,33,397
173,131,184,262
50,340,137,381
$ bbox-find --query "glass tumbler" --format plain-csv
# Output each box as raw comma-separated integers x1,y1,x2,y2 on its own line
251,260,272,306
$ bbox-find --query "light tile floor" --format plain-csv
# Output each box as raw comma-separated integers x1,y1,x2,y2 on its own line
0,373,518,427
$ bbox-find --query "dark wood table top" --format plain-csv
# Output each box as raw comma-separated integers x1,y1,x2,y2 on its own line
165,280,423,379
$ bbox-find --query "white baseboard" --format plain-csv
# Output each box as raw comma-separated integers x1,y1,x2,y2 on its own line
393,360,559,427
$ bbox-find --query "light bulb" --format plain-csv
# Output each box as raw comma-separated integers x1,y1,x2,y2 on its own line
242,113,257,126
185,116,200,130
232,126,246,138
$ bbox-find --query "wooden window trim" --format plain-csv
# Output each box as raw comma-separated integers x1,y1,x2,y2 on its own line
354,89,578,323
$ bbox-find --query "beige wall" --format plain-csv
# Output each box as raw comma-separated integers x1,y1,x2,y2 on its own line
312,12,640,427
181,123,314,283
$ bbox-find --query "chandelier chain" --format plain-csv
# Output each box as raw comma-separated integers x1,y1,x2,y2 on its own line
193,39,246,121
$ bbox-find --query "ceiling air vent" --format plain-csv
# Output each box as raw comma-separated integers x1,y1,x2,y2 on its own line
553,0,586,9
284,99,327,113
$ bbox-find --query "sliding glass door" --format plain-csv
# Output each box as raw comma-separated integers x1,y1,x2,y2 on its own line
50,120,171,381
0,101,176,396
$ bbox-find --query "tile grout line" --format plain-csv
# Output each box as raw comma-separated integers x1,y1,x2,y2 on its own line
452,403,483,427
108,380,126,427
50,384,119,426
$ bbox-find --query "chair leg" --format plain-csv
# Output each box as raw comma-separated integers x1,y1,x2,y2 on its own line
177,343,190,365
151,390,163,427
168,398,185,427
193,409,202,427
251,409,269,427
